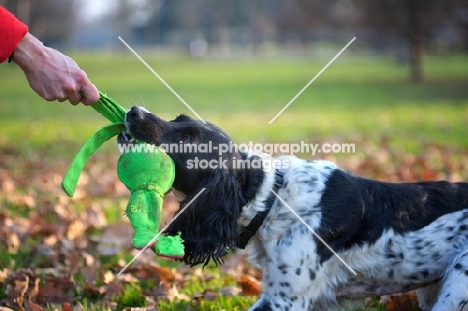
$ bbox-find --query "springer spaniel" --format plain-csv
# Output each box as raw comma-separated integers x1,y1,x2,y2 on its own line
118,106,468,311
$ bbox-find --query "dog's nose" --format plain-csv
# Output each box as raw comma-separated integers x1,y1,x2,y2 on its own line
126,106,146,122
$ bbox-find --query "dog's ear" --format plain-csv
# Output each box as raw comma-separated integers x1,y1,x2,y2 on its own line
165,169,247,267
239,155,266,202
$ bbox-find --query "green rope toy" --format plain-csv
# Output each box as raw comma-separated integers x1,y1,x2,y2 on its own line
61,92,184,259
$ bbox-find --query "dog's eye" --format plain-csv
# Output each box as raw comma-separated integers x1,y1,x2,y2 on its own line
180,135,190,144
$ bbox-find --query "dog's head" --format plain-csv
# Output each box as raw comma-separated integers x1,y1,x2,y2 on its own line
118,106,264,266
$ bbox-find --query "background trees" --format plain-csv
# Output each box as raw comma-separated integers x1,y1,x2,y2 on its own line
2,0,467,82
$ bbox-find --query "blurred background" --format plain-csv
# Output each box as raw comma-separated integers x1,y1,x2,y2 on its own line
1,0,468,309
2,0,468,81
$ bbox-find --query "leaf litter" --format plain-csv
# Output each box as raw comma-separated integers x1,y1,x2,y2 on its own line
0,138,467,310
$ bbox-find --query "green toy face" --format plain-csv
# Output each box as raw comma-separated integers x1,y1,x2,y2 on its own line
117,145,175,192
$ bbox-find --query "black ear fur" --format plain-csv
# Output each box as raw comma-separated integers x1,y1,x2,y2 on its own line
165,169,247,266
165,154,266,267
239,155,266,202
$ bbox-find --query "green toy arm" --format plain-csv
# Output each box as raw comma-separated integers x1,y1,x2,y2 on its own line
92,92,127,123
62,92,127,196
61,123,126,196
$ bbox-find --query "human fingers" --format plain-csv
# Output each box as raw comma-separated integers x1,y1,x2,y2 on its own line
79,83,100,105
68,91,82,106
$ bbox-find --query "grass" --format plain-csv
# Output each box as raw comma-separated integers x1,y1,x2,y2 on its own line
1,53,467,152
1,51,467,310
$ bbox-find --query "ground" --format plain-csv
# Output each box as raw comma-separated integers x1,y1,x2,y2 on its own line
0,51,467,310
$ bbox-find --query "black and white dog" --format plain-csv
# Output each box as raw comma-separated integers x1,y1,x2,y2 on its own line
119,106,468,311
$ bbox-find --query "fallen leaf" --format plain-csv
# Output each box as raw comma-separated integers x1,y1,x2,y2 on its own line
0,268,8,282
104,281,124,300
66,219,86,240
0,297,22,311
103,270,115,284
191,289,218,302
37,277,75,304
5,272,29,297
83,283,104,299
24,298,42,311
152,283,189,302
149,267,174,283
219,286,242,296
385,293,421,311
126,266,160,284
61,303,72,311
97,222,133,255
238,275,262,296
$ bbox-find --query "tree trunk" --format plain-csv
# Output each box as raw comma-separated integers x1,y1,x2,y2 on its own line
406,0,425,83
409,38,424,83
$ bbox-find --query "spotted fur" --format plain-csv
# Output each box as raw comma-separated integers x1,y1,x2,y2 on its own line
247,155,468,311
123,106,468,311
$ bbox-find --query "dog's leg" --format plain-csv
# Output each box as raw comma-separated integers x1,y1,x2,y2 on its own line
249,220,339,310
431,249,468,311
416,284,440,311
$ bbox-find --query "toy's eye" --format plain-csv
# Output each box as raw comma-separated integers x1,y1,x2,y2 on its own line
180,135,190,144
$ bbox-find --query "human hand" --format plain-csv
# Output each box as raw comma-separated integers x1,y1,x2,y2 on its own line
12,33,100,105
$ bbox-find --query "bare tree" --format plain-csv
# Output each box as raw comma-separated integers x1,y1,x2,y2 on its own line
1,0,75,44
354,0,456,83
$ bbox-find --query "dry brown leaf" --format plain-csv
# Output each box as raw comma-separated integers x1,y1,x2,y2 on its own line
66,219,86,240
27,215,57,237
97,222,133,255
27,276,40,299
104,281,124,300
238,275,262,296
43,235,58,246
24,298,42,311
191,289,218,302
3,271,40,300
193,268,216,282
61,303,72,311
219,286,242,296
202,290,218,301
83,283,104,299
0,169,15,192
115,273,137,283
152,282,171,297
7,194,36,208
385,293,421,311
0,268,8,283
37,277,75,304
103,270,115,284
125,266,160,284
6,273,29,297
0,297,23,311
149,267,175,283
152,283,189,302
6,233,20,252
86,203,107,228
79,267,97,284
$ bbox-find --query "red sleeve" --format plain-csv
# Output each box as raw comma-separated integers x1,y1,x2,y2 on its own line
0,6,28,63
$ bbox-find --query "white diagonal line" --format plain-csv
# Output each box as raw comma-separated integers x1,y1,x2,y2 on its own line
116,188,206,277
268,37,356,124
118,36,207,124
269,188,357,275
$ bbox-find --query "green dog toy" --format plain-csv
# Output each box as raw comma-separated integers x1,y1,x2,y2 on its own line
61,92,184,259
